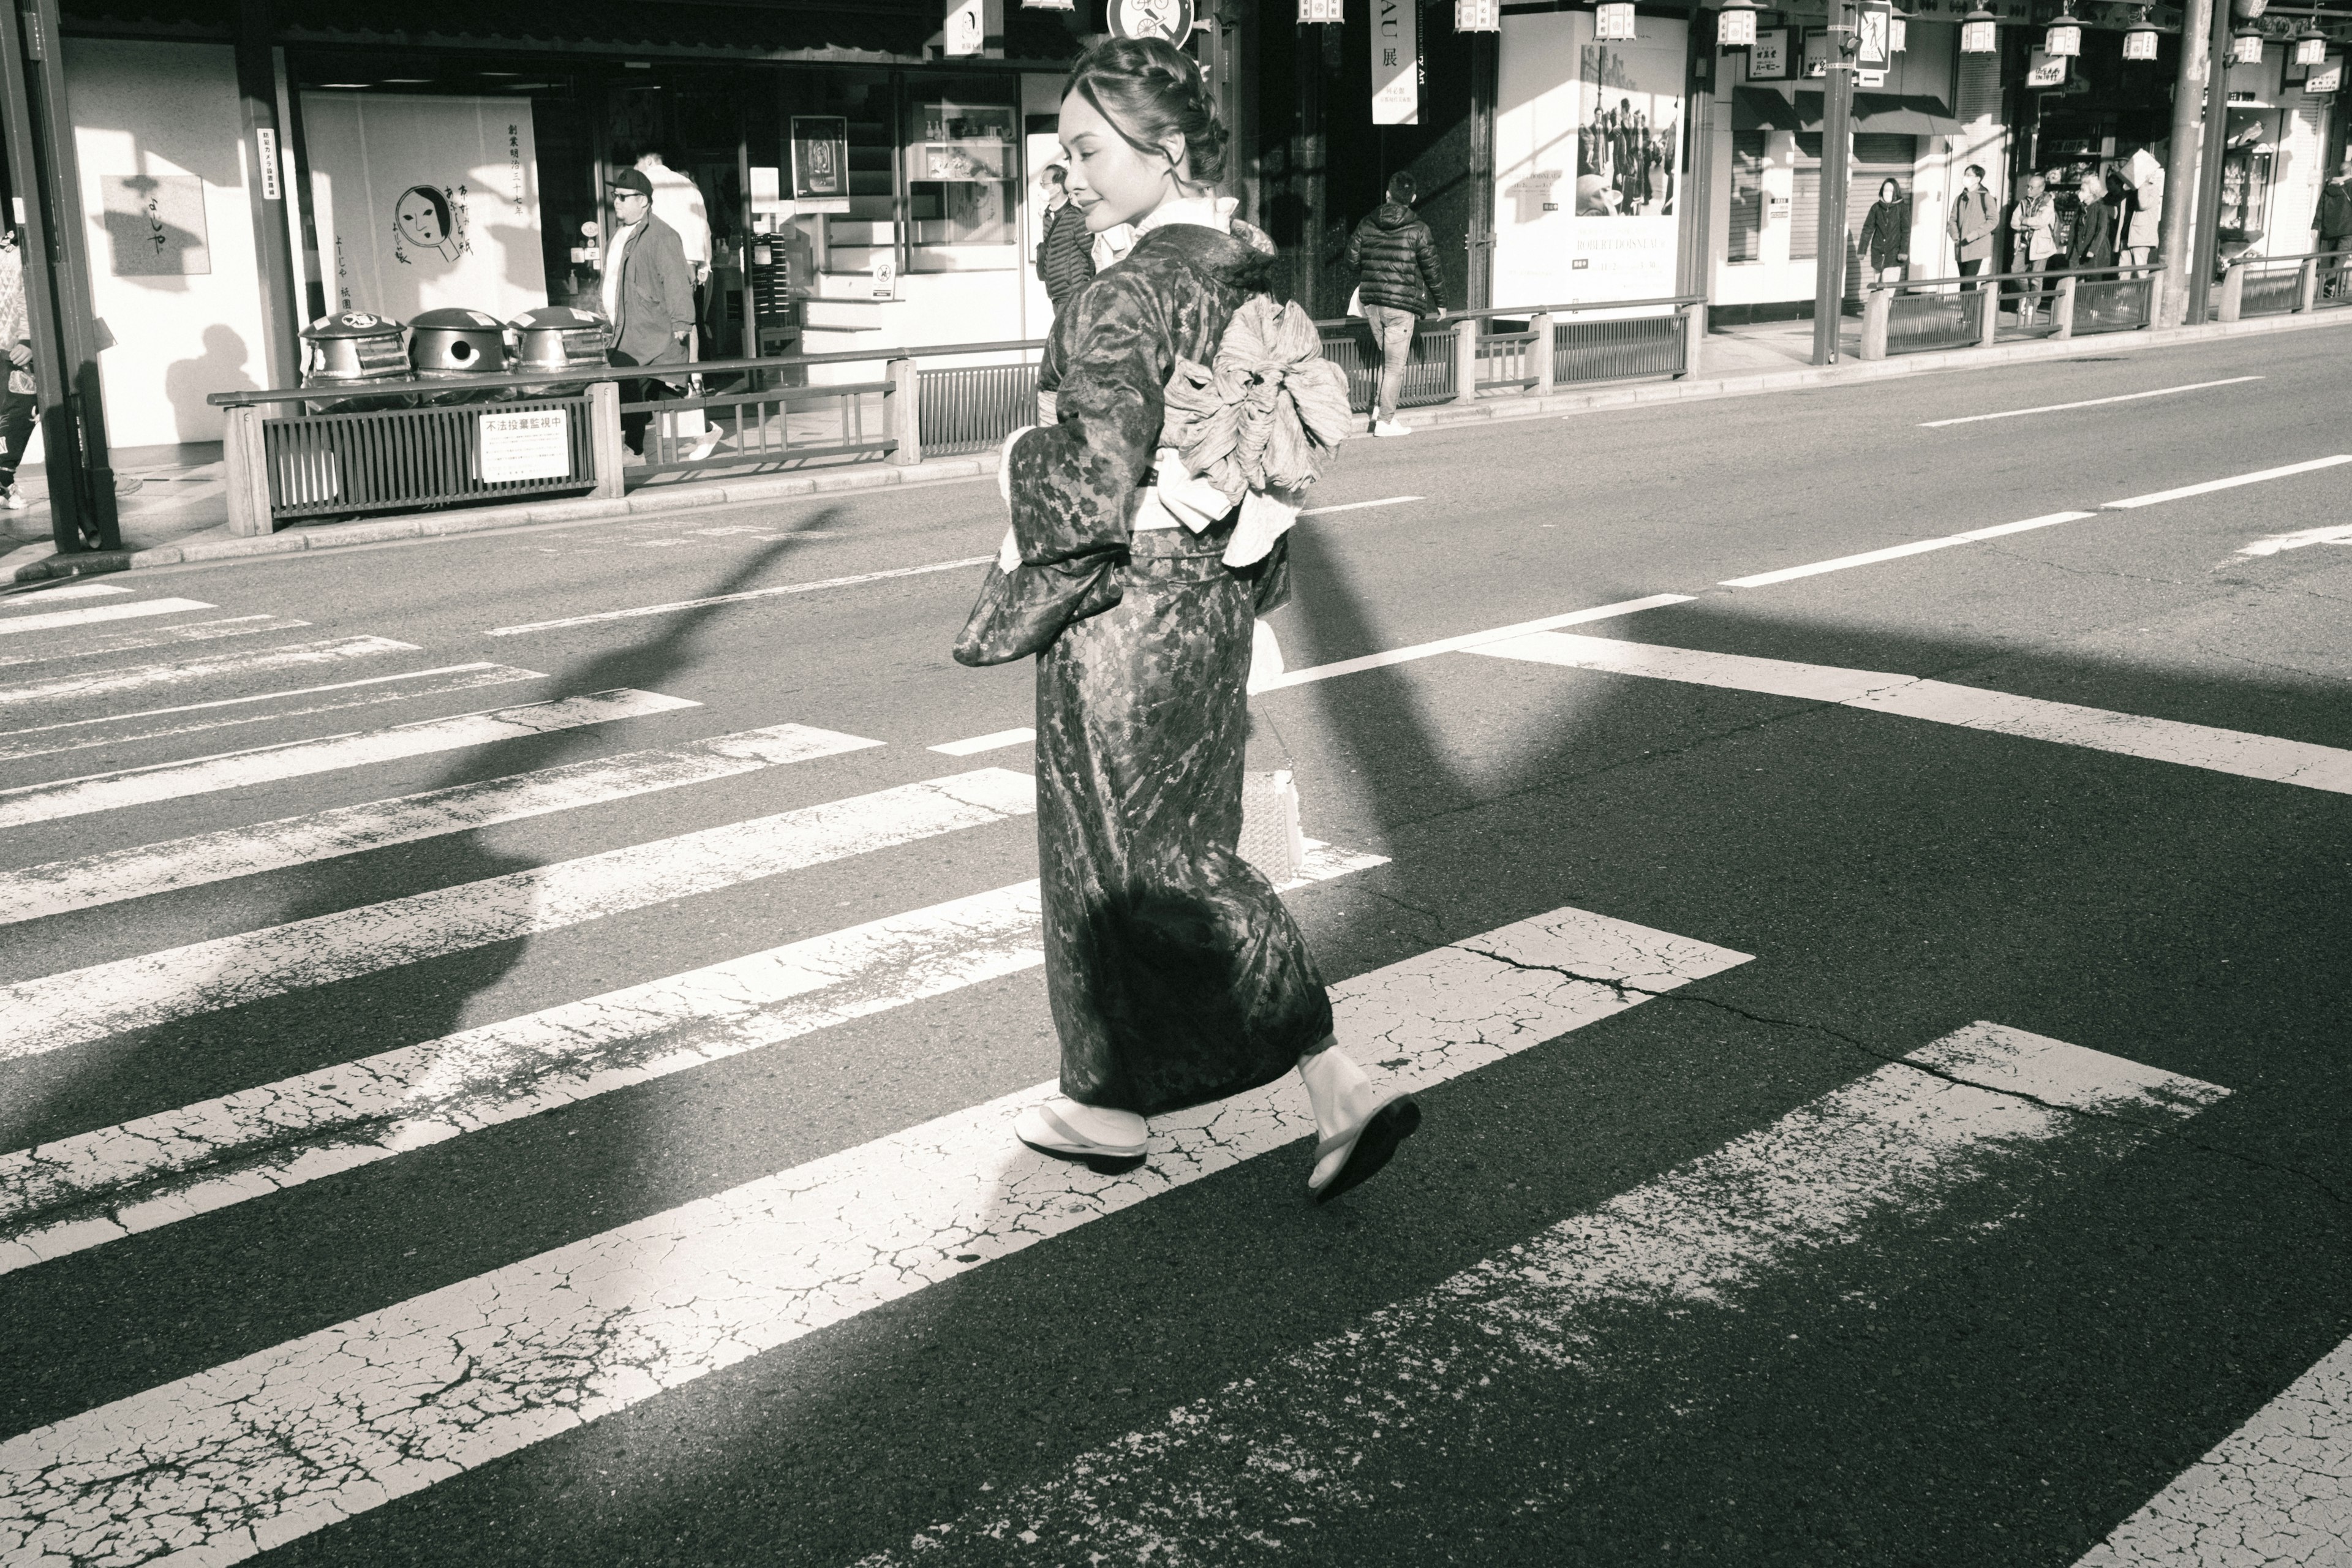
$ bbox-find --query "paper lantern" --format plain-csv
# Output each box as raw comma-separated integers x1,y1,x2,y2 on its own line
1455,0,1500,29
2123,9,2160,58
2294,25,2327,64
1298,0,1343,20
1959,6,1999,51
1596,1,1637,39
2231,24,2266,62
1717,0,1760,47
2045,17,2081,53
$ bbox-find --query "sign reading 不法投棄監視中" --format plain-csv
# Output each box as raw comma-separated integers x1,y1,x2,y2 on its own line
1371,0,1421,124
477,409,571,485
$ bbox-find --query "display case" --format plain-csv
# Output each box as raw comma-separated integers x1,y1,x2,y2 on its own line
904,91,1020,272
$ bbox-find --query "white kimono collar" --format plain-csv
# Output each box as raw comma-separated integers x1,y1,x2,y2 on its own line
1135,195,1238,236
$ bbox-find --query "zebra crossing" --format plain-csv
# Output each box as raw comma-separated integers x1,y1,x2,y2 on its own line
0,570,2338,1567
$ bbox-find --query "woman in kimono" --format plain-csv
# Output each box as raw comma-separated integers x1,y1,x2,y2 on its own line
962,37,1420,1202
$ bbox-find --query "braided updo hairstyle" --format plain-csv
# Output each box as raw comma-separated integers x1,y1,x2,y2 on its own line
1063,36,1230,186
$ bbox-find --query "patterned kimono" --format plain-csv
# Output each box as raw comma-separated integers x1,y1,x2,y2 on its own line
1000,221,1334,1118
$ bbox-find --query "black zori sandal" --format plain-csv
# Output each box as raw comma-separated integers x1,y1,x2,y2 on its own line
1308,1095,1422,1204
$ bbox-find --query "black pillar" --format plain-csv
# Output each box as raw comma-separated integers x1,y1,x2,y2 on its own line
1812,57,1853,364
2188,0,2231,323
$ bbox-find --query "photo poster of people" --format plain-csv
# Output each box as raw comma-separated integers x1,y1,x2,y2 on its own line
301,93,549,326
1492,9,1687,307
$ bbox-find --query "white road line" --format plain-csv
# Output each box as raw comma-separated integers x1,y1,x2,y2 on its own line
1301,494,1423,516
1918,375,2265,428
0,723,882,925
0,614,310,671
1472,632,2352,794
865,1025,2228,1564
1257,593,1692,692
1720,512,2095,588
0,665,545,764
0,842,1383,1273
2104,454,2352,510
0,634,420,707
0,688,695,832
0,596,216,638
2075,1331,2352,1566
484,555,995,636
0,903,1750,1565
2237,521,2352,556
929,726,1033,756
0,767,1035,1061
0,581,130,608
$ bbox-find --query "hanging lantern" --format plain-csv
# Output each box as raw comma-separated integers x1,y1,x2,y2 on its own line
1959,6,1999,51
2122,7,2160,58
2231,23,2266,62
1717,0,1760,47
2294,23,2327,64
2043,0,2081,56
1595,0,1637,39
1455,0,1501,29
1890,10,1909,50
1298,0,1343,20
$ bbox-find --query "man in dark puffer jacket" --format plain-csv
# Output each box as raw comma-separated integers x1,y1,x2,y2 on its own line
1346,172,1447,437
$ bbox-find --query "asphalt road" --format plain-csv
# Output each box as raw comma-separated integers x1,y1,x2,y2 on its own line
1,328,2348,1568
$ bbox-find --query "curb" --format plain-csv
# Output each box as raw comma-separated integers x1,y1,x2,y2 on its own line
10,305,2346,585
4,453,994,583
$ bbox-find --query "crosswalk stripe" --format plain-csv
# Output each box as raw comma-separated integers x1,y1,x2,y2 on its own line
2074,1330,2352,1566
0,614,310,671
0,663,545,764
862,1024,2230,1563
0,634,420,707
1718,511,2095,588
1256,594,1693,692
930,726,1033,756
0,596,217,638
0,767,1036,1061
484,555,997,637
0,903,1749,1565
0,723,883,925
1472,633,2352,795
0,842,1383,1275
0,687,696,832
0,581,130,608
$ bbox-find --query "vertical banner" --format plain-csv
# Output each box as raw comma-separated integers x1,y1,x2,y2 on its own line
1493,9,1687,306
1371,0,1421,125
301,93,546,323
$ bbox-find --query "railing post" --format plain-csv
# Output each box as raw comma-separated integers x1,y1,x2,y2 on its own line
1860,286,1892,360
1681,301,1704,377
1451,317,1479,405
2052,274,2078,339
1530,311,1555,394
587,380,625,499
1978,276,2001,348
2217,260,2246,323
222,402,274,537
2297,257,2320,312
886,355,920,466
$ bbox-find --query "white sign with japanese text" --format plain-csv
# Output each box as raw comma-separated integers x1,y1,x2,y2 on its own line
1371,0,1421,125
477,409,571,484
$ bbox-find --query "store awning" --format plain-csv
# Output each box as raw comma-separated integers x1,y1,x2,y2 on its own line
1733,86,1966,137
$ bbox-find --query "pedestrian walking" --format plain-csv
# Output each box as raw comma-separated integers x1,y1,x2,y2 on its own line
1346,170,1447,439
1859,177,1910,284
0,228,36,513
2011,173,2060,325
2120,145,2164,275
1949,164,1998,291
954,36,1414,1204
2314,158,2352,298
598,167,696,459
1035,163,1097,318
2068,168,2116,274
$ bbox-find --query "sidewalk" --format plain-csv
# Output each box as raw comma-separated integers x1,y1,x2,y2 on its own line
7,304,2349,586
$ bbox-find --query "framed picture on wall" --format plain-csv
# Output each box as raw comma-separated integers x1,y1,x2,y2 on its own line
1748,28,1792,80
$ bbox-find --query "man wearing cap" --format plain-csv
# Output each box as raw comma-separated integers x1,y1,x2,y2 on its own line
600,166,696,458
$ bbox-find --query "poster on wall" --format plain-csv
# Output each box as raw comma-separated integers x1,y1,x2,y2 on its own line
1493,9,1687,307
300,92,547,325
1371,0,1421,126
100,175,210,276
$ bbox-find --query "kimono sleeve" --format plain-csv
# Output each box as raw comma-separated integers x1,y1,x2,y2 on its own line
1005,274,1168,569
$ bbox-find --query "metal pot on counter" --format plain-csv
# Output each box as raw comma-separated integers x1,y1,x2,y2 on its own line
299,310,414,412
408,307,512,404
510,305,612,397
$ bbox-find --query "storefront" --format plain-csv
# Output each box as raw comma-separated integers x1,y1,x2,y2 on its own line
56,0,1088,445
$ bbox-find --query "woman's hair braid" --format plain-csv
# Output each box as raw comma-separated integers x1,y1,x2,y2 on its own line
1064,36,1231,186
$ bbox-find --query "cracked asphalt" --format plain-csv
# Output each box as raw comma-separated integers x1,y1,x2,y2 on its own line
1,327,2347,1567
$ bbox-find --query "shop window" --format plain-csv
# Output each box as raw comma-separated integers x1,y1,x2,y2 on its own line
1728,129,1768,263
903,77,1021,273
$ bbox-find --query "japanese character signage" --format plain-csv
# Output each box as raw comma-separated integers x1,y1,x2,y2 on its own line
1371,0,1421,124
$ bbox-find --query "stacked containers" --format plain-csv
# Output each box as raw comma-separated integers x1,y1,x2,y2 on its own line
407,307,513,404
510,305,612,398
298,311,413,413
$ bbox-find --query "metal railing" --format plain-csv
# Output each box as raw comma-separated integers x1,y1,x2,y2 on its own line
1318,295,1701,410
262,394,597,521
2216,248,2352,321
1316,317,1461,410
1860,263,2163,359
920,360,1046,454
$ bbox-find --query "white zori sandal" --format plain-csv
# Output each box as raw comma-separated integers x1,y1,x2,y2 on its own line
1015,1096,1149,1173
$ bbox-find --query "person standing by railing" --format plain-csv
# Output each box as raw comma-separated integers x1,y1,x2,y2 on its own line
2120,146,2163,277
1346,171,1447,439
2011,173,2060,326
1860,178,1910,285
1036,163,1097,321
2068,169,2116,277
2315,160,2352,300
1950,165,1998,292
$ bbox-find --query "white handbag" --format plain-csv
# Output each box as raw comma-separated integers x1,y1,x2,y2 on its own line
1346,285,1365,318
